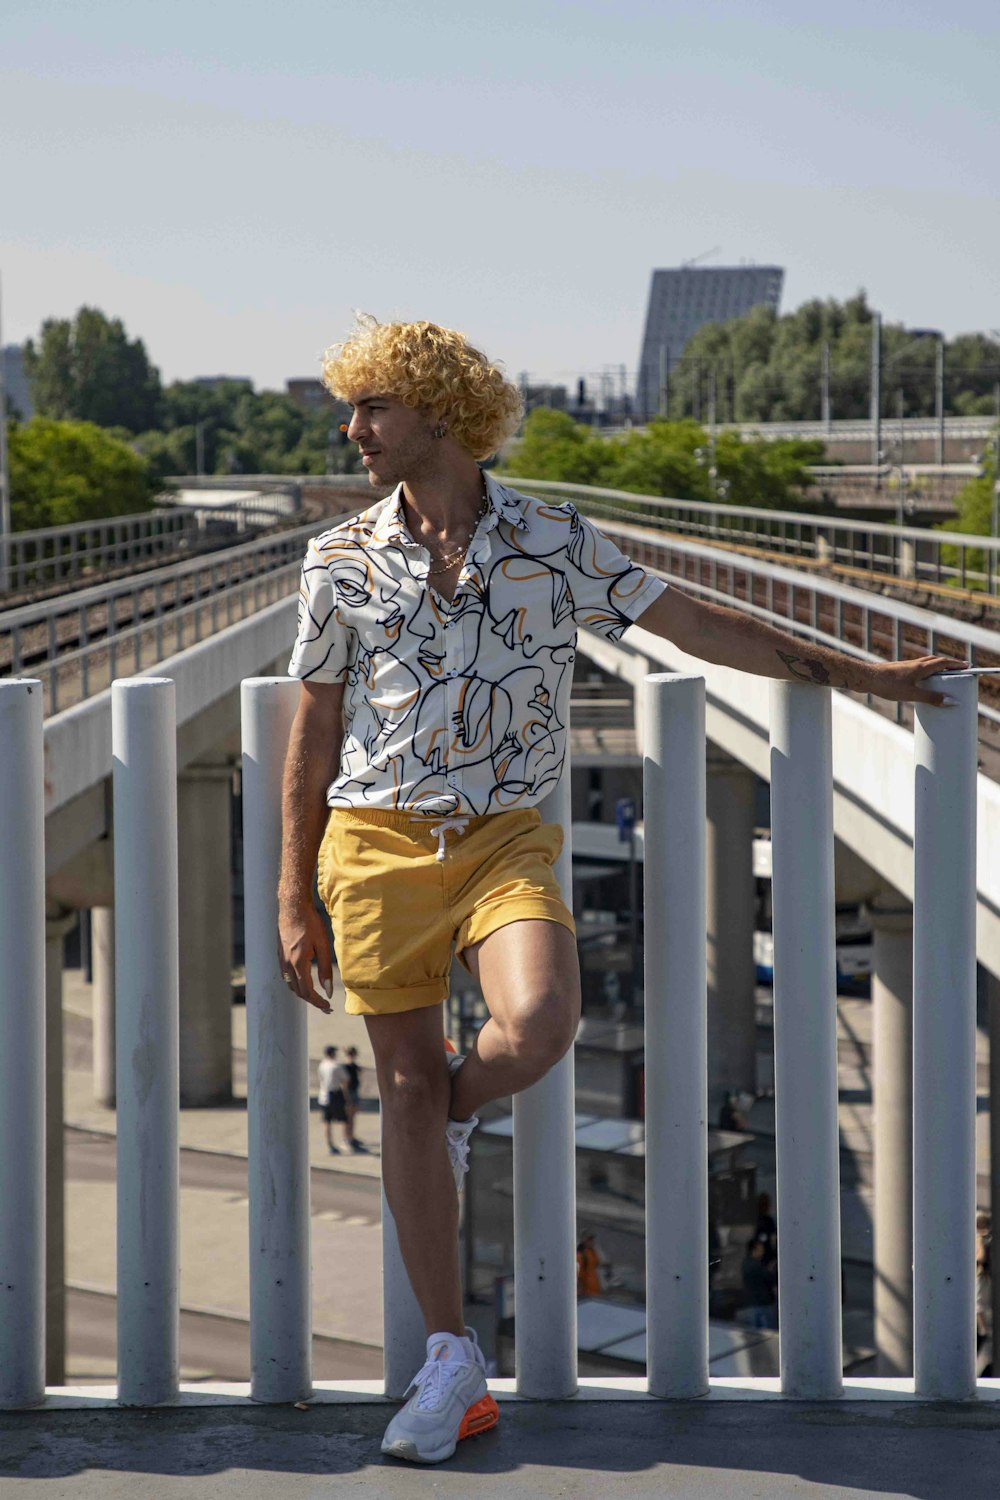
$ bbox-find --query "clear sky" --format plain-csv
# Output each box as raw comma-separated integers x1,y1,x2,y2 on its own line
3,0,998,391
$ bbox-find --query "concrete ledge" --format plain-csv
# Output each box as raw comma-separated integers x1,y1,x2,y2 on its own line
5,1388,1000,1499
26,1375,1000,1408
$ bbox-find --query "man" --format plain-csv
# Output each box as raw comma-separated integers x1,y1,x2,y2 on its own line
316,1044,350,1154
277,316,962,1465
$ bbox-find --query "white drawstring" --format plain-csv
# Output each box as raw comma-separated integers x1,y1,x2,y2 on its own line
429,815,469,861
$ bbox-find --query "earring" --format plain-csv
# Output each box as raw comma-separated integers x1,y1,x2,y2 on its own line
433,423,447,439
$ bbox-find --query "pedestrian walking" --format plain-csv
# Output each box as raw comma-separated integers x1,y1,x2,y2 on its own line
977,1210,993,1376
343,1045,368,1153
576,1231,610,1298
742,1235,778,1329
276,315,964,1465
316,1044,350,1154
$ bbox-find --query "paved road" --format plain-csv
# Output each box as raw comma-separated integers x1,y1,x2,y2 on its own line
65,1128,384,1382
66,1287,383,1383
66,1129,381,1223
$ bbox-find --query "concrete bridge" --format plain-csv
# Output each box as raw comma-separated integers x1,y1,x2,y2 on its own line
2,481,1000,1493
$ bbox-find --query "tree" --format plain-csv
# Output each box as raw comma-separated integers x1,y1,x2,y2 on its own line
501,409,616,486
137,381,357,479
501,410,823,511
671,292,1000,425
936,438,999,586
24,307,162,433
7,417,155,530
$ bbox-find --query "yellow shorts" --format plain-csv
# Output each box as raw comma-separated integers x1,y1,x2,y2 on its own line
317,805,575,1016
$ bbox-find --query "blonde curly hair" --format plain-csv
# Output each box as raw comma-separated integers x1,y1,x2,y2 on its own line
321,315,523,461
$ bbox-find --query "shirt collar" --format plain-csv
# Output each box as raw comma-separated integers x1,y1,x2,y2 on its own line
368,471,530,549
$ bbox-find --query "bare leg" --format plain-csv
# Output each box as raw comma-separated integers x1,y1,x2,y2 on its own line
448,920,581,1123
365,1005,464,1338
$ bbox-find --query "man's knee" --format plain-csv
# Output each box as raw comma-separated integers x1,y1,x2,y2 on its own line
380,1060,449,1123
503,986,580,1071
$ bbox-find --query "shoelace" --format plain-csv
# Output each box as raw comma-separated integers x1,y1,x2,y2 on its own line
411,1351,469,1412
429,815,469,861
446,1118,475,1178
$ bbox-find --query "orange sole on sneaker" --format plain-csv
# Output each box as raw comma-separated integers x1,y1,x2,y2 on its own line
458,1393,500,1441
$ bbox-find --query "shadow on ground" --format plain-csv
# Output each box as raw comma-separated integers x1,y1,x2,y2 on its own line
3,1399,1000,1498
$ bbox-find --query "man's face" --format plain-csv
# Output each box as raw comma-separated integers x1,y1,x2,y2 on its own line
347,393,438,487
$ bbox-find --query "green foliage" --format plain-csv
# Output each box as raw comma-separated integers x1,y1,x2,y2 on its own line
500,409,616,485
24,307,162,433
501,409,823,511
8,417,155,529
134,381,359,481
936,438,998,585
667,292,1000,424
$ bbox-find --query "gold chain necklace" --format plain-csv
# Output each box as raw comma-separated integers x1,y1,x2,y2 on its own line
424,479,489,576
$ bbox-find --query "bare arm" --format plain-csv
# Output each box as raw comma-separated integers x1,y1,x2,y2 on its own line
633,587,966,706
277,680,345,1013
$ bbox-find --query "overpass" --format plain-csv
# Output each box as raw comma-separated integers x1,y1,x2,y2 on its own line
1,479,999,1487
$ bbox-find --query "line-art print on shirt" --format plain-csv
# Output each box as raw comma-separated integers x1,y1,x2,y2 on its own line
288,473,667,815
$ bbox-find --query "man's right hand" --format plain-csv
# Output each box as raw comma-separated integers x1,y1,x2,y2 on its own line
277,903,334,1013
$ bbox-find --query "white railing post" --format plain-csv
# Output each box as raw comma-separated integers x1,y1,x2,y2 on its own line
0,682,46,1407
240,678,312,1403
113,679,180,1405
643,674,709,1397
381,1191,427,1399
912,672,978,1399
769,681,844,1397
513,767,577,1397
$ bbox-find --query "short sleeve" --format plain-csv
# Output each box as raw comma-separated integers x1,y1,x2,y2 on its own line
563,508,667,641
287,542,350,683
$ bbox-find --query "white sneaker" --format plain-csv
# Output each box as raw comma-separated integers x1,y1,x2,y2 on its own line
445,1053,479,1190
380,1327,499,1464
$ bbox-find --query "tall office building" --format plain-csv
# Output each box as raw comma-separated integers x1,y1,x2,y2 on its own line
636,264,783,419
2,345,33,420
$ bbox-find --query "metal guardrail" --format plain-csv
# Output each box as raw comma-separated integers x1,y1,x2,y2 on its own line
505,477,1000,599
0,492,300,597
0,674,985,1404
600,516,1000,734
6,476,1000,740
0,522,318,715
0,510,198,595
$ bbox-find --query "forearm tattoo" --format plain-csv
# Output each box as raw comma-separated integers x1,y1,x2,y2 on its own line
776,649,834,687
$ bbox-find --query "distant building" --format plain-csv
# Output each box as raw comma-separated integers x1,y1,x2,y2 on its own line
636,265,783,419
285,378,336,415
2,345,33,420
194,375,254,390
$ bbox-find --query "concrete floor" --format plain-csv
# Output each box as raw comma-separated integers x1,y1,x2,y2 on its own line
3,1396,1000,1498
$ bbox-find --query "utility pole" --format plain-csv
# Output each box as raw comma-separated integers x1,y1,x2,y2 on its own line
821,341,831,432
935,339,945,466
870,312,882,482
0,274,11,594
708,366,718,491
896,388,906,528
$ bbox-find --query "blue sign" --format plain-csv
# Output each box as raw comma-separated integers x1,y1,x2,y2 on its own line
615,797,636,842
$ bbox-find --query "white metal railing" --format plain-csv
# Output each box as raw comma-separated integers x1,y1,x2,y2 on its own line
0,523,318,715
585,513,1000,736
0,495,298,599
507,477,1000,600
0,668,986,1407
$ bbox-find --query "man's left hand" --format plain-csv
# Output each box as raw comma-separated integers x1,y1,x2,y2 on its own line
869,655,969,706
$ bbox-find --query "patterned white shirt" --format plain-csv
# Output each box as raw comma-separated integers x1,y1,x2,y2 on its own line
287,472,667,815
